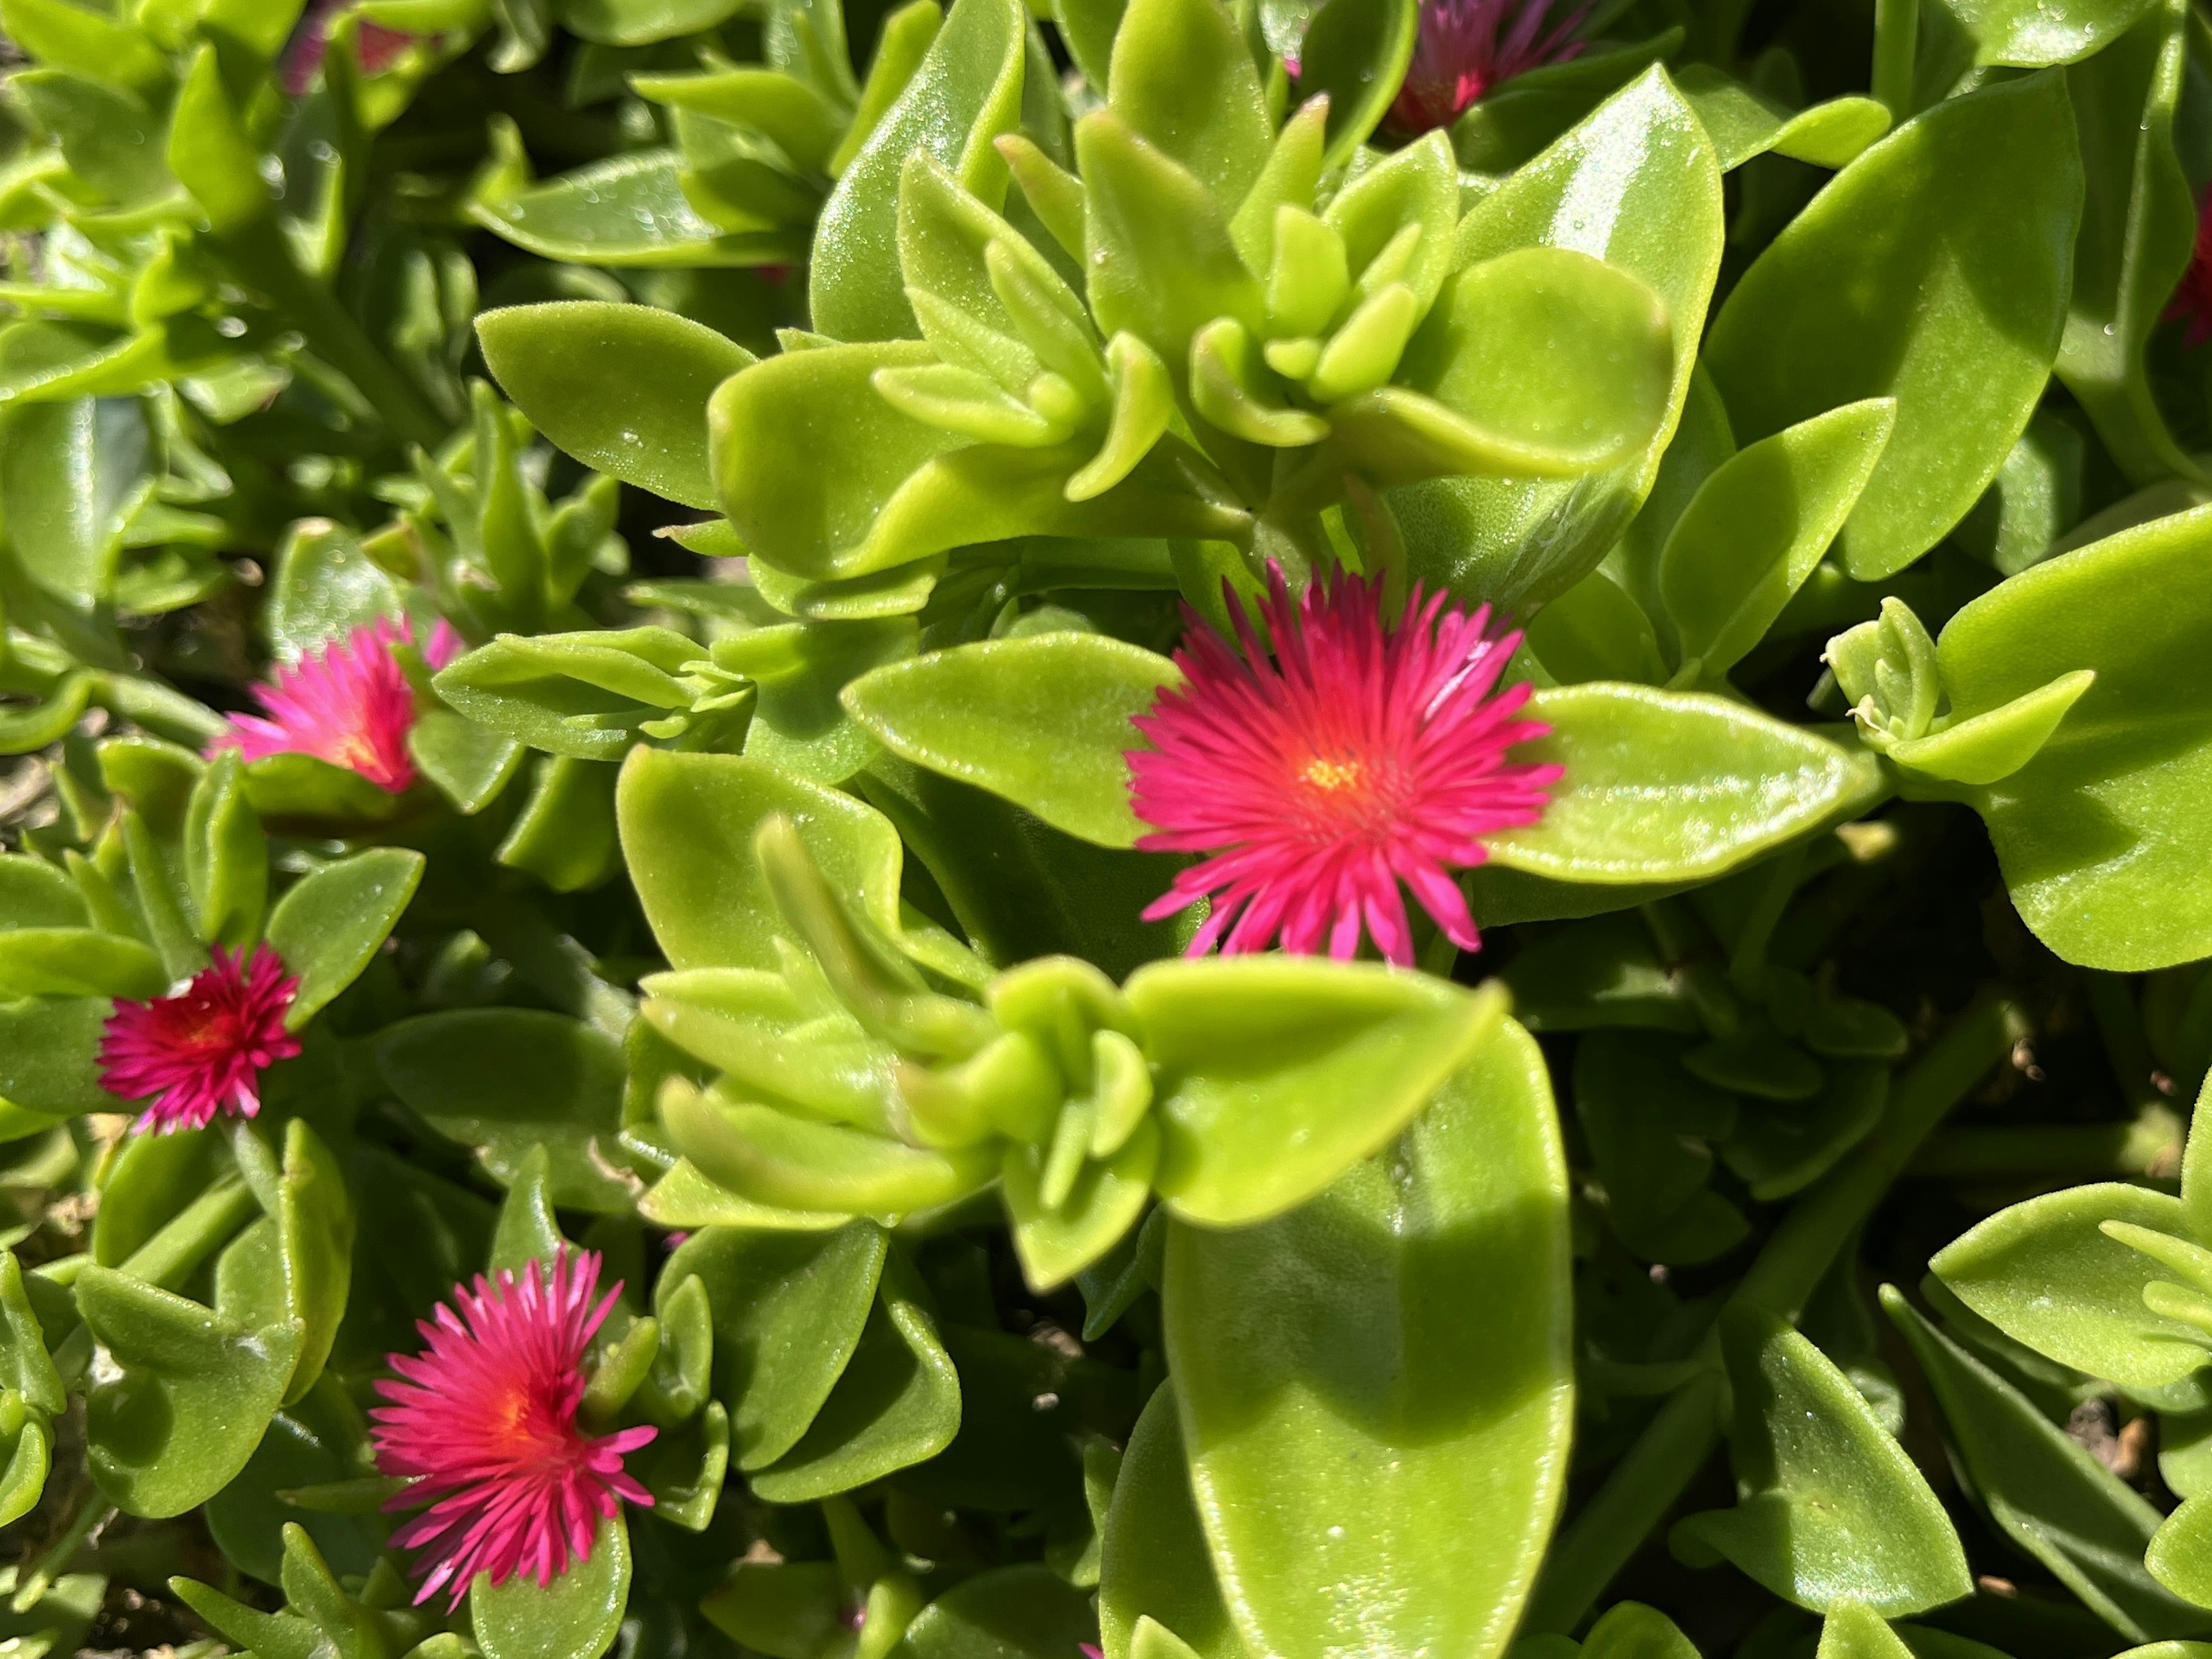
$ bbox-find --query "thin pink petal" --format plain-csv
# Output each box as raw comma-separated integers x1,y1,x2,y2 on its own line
1126,566,1555,966
372,1247,656,1607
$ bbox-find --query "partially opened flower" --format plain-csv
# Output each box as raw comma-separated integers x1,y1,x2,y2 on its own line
1387,0,1591,133
1128,567,1558,966
281,0,417,97
99,946,302,1133
211,618,460,793
2168,187,2212,349
371,1248,656,1608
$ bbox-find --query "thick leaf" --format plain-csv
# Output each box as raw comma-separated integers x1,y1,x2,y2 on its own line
1938,0,2155,65
902,1564,1099,1659
1705,73,2083,579
1884,1288,2212,1641
1930,1183,2207,1388
264,849,424,1028
748,1255,961,1501
1936,504,2212,968
472,150,789,267
471,1515,630,1659
1099,1383,1245,1659
78,1266,302,1518
842,634,1179,847
2056,0,2198,483
375,1010,635,1213
1659,399,1896,680
1395,68,1724,609
1164,1018,1571,1659
658,1222,887,1469
478,302,755,510
1130,961,1506,1228
1483,684,1884,884
812,0,1028,340
1673,1306,1970,1613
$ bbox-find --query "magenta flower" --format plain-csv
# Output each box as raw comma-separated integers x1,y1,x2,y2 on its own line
371,1248,656,1608
1128,568,1559,966
211,618,460,793
99,946,303,1133
281,0,416,97
1387,0,1591,133
2168,187,2212,349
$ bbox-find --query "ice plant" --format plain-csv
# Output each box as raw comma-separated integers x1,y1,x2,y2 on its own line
99,946,302,1132
1387,0,1592,133
371,1248,656,1608
1128,567,1559,966
211,618,459,793
281,0,416,97
2168,187,2212,349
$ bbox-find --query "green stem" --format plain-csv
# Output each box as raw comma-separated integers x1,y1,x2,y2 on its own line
1872,0,1921,122
1523,993,2023,1633
2085,971,2164,1113
1912,1104,2184,1180
222,220,445,450
119,1172,258,1291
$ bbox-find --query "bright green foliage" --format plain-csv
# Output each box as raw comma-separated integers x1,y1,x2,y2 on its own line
2,0,2212,1654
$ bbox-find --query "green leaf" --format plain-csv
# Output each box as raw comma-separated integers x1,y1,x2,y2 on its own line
2055,0,2197,483
1099,1382,1246,1659
558,0,745,44
1930,1182,2208,1388
1164,1016,1571,1659
618,748,959,979
0,0,171,93
1131,961,1506,1228
748,1252,961,1501
1397,67,1724,610
0,997,122,1115
433,628,708,762
0,928,167,999
664,1081,997,1213
0,392,151,604
1672,1305,1969,1613
264,849,425,1028
473,150,793,268
471,1514,630,1659
375,1010,636,1213
0,854,90,931
842,634,1179,847
659,1222,886,1468
812,0,1029,340
1673,66,1891,172
1483,684,1885,884
1884,1287,2212,1641
1705,73,2084,579
1884,670,2096,787
478,302,755,510
1298,0,1418,167
1328,247,1676,487
263,521,400,661
1659,399,1896,679
203,1378,379,1588
901,1565,1099,1659
77,1265,302,1517
1937,0,2155,65
1934,503,2212,968
1107,0,1272,206
274,1119,353,1405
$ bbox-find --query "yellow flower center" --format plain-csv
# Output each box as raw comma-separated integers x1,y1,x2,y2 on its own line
1301,757,1364,793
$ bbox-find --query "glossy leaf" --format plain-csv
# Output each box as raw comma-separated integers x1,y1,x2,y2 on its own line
1165,1018,1570,1659
842,634,1180,847
1935,503,2212,968
264,848,425,1029
479,302,755,510
1397,68,1724,609
1930,1182,2208,1388
1131,961,1508,1228
1672,1305,1970,1613
472,1515,630,1659
1705,74,2083,579
1483,685,1885,884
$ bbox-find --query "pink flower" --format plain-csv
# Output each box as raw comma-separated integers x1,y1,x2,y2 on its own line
211,618,461,793
1128,567,1559,966
2168,187,2212,349
1387,0,1590,133
372,1248,656,1608
281,0,416,97
99,946,303,1132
